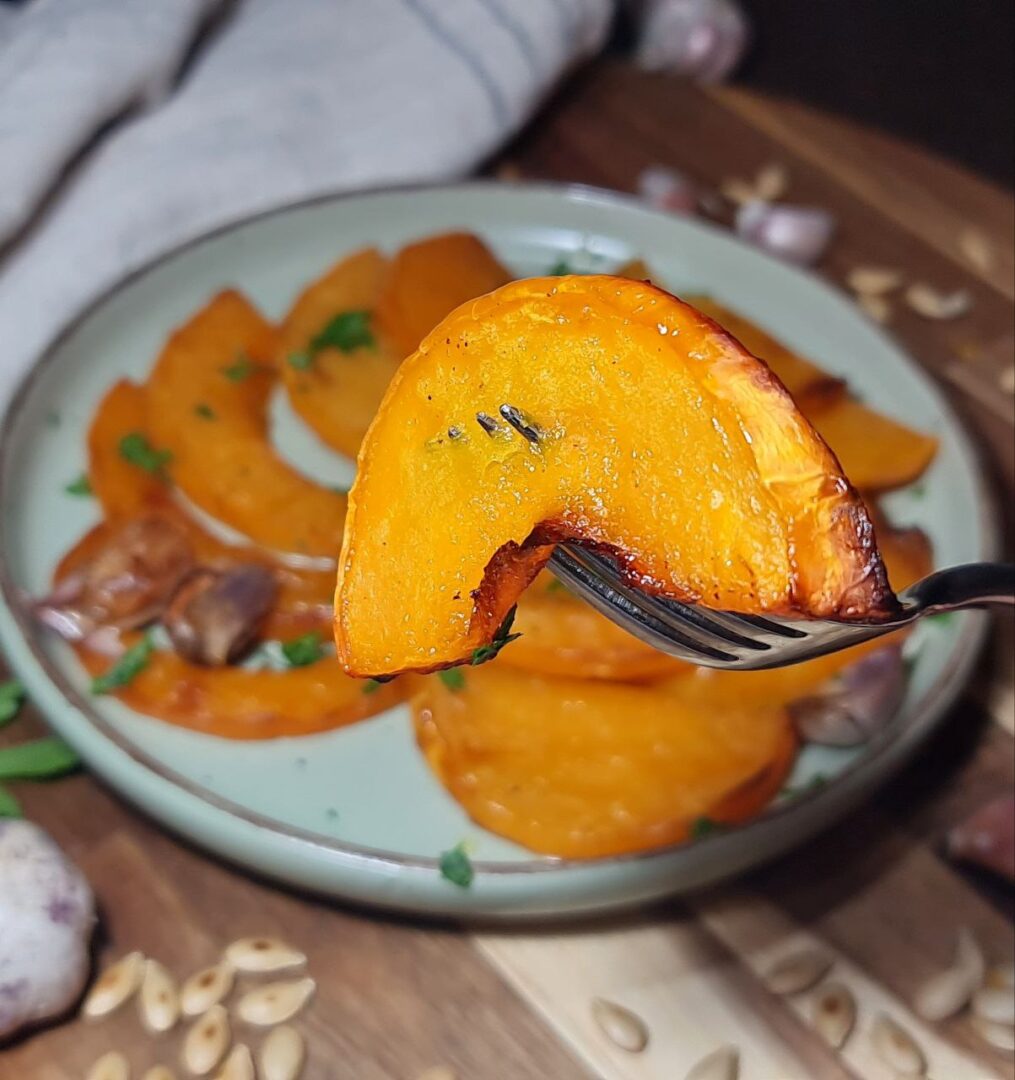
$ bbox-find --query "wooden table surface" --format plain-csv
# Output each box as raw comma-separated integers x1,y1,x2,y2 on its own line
4,61,1014,1080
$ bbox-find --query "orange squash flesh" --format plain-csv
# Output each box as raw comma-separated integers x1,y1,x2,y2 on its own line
412,664,796,858
146,290,347,558
375,232,512,357
337,275,897,677
277,249,403,460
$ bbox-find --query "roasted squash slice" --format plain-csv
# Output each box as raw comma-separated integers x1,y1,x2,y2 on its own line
336,275,897,677
277,248,403,459
413,664,796,857
147,290,346,558
375,232,511,357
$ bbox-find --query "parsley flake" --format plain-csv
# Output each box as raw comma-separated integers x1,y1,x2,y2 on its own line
470,606,521,666
64,473,93,497
287,351,313,371
690,816,721,840
0,737,79,780
91,633,154,694
221,354,254,382
437,668,466,691
362,679,383,695
0,785,21,818
311,310,374,354
194,403,217,420
439,842,474,888
281,631,324,668
0,680,24,727
548,258,572,276
118,433,172,477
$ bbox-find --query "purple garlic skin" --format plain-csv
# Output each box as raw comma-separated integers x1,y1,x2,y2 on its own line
735,201,836,266
790,644,906,747
633,0,749,82
0,821,95,1043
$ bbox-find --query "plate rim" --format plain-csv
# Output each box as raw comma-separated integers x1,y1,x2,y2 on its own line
0,179,998,881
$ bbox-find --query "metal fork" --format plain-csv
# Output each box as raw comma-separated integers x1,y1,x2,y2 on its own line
548,546,1015,670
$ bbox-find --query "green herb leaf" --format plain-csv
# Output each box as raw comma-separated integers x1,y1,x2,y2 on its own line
362,679,382,695
0,785,22,818
928,612,957,626
91,633,155,694
548,258,572,276
0,737,79,780
310,310,375,355
690,816,720,840
287,351,313,371
439,842,474,888
471,606,521,666
221,354,255,382
194,403,217,420
64,473,93,497
281,631,324,668
545,577,569,595
118,433,172,477
437,668,466,691
0,680,25,727
780,773,829,800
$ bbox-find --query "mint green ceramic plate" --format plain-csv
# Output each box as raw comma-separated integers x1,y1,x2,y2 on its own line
0,183,995,919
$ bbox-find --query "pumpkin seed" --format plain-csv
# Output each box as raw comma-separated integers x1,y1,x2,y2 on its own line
211,1044,254,1080
870,1013,927,1075
589,996,649,1053
858,293,891,323
259,1024,306,1080
811,981,856,1049
82,950,146,1019
847,266,904,295
764,948,833,995
223,936,306,973
754,163,788,202
87,1051,130,1080
181,961,235,1017
971,1013,1015,1051
914,926,985,1021
904,283,971,320
235,976,315,1027
972,984,1015,1025
142,1069,177,1080
182,1003,231,1076
684,1045,739,1080
140,957,180,1033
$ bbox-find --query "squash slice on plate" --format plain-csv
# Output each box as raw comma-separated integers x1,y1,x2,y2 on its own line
146,290,346,559
413,664,796,857
277,248,403,460
336,275,897,677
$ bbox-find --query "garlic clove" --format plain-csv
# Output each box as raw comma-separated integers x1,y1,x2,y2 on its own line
684,1044,739,1080
764,948,833,995
82,949,145,1019
259,1024,306,1080
223,936,306,973
140,957,180,1033
211,1044,254,1080
913,926,985,1021
182,1003,231,1076
870,1013,926,1075
811,981,856,1049
905,283,972,320
735,202,835,266
235,977,315,1027
971,984,1015,1026
181,961,235,1017
589,996,649,1053
87,1052,130,1080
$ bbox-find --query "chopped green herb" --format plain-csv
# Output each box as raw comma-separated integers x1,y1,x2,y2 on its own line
118,432,172,477
91,633,154,694
690,816,721,840
281,631,324,668
437,668,466,691
362,679,382,695
0,737,79,780
310,310,375,354
908,482,926,499
471,606,522,665
287,351,313,371
64,473,93,497
194,403,217,420
0,785,21,818
439,842,474,888
221,354,254,381
928,612,957,626
0,679,25,727
781,773,829,800
548,258,572,276
545,577,569,595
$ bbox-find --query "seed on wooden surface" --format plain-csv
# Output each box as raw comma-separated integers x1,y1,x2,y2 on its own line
764,948,833,995
913,926,985,1021
589,996,649,1053
82,949,146,1019
235,977,316,1027
223,936,306,974
259,1024,306,1080
971,1013,1015,1052
87,1051,130,1080
211,1044,254,1080
140,957,180,1033
987,962,1015,990
719,177,759,206
904,283,972,320
847,266,904,295
416,1069,456,1080
181,962,235,1017
959,228,995,274
870,1013,927,1075
754,162,788,202
858,293,891,323
684,1044,740,1080
182,1003,231,1076
142,1068,177,1080
811,982,856,1049
972,984,1015,1025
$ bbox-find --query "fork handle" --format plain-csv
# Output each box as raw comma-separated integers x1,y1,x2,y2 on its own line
902,562,1015,615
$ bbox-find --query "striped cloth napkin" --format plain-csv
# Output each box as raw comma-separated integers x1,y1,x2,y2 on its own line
0,0,612,405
